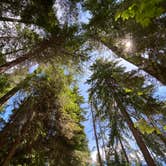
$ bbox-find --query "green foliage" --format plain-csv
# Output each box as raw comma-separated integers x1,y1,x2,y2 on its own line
124,88,133,93
115,0,165,27
163,126,166,131
0,75,10,97
134,119,161,135
1,0,166,165
0,67,90,165
88,58,166,164
84,0,166,85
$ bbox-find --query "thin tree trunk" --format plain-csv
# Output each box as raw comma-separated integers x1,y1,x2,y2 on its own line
98,119,108,164
0,86,19,107
0,38,51,74
91,102,103,166
0,54,30,73
119,137,129,163
115,96,156,166
0,75,33,107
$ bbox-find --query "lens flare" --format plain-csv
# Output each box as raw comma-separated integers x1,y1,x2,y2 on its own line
125,41,132,49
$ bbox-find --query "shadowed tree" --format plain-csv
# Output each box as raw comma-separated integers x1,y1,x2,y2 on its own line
0,66,90,165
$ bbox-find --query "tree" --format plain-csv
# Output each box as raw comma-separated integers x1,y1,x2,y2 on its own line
0,73,35,108
0,0,89,74
88,59,166,165
1,1,166,165
0,66,90,165
115,0,165,27
83,0,166,84
90,102,103,166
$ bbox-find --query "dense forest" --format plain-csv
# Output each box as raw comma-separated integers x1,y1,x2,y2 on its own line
0,0,166,165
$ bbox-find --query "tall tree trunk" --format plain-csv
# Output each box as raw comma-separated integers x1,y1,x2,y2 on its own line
2,109,34,166
119,137,130,163
0,75,33,108
98,120,110,166
0,86,19,107
0,54,30,74
0,38,52,74
115,96,156,166
92,35,166,85
2,136,21,166
91,103,103,166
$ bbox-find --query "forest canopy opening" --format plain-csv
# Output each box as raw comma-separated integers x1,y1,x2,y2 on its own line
0,0,166,165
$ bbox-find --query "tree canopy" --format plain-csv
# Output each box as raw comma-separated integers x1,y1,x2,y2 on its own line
0,0,166,165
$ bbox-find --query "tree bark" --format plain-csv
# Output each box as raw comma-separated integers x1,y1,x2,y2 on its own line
0,86,19,107
115,96,156,166
2,135,21,166
91,102,103,166
0,38,52,74
93,36,166,85
0,75,32,108
2,109,34,166
98,120,107,161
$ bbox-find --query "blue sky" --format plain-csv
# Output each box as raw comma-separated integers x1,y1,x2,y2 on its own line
1,5,166,164
78,48,166,162
1,55,166,163
76,10,166,156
